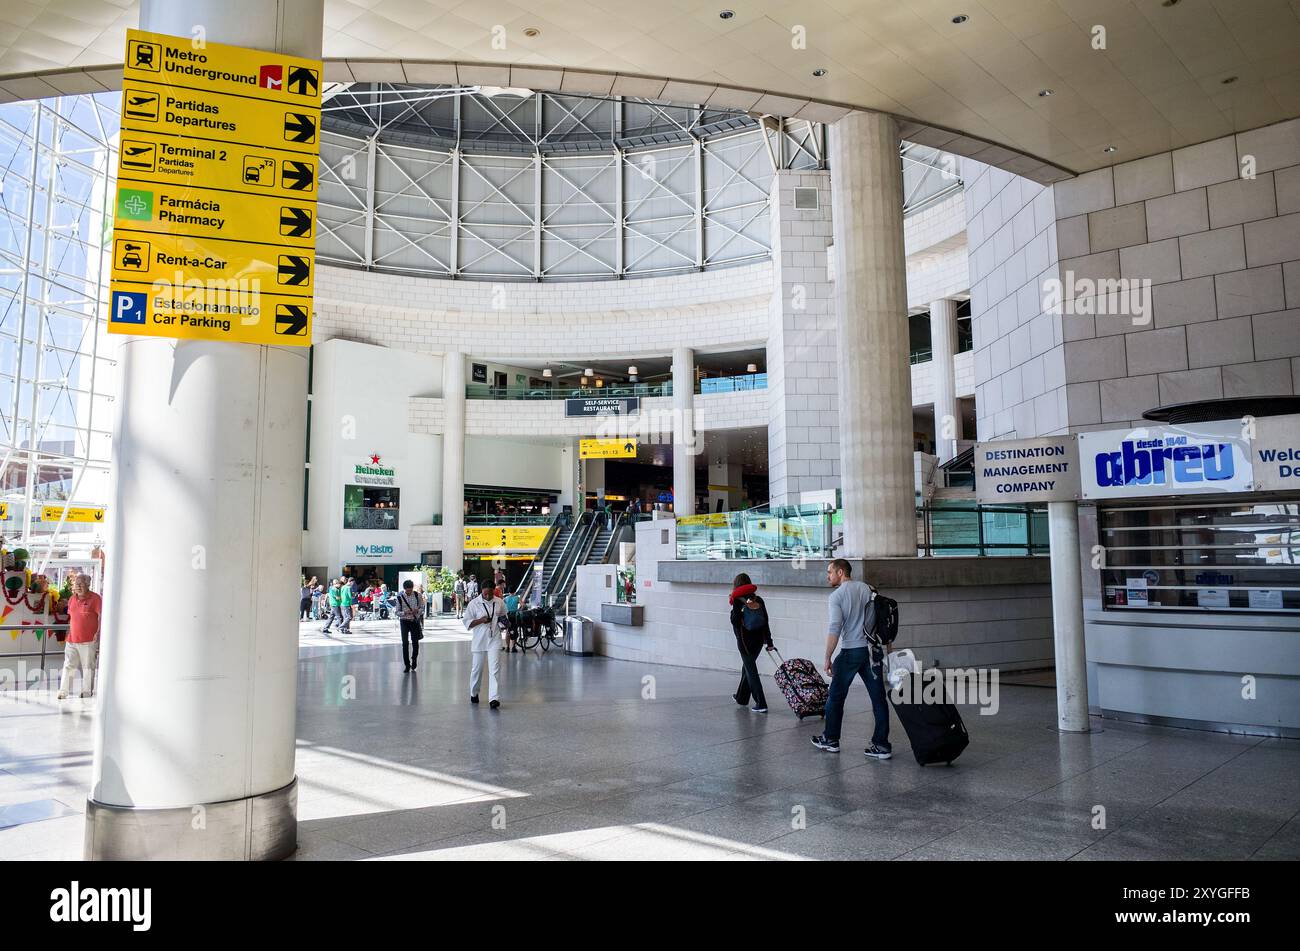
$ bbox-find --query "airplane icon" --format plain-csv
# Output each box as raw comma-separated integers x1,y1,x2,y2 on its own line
124,91,159,121
121,142,156,171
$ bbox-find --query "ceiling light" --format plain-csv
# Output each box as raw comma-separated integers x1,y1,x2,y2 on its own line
523,27,540,37
584,368,594,376
1102,145,1117,153
719,9,735,19
951,14,969,24
627,365,638,376
478,86,534,98
1038,88,1053,97
747,363,758,373
595,379,604,388
542,367,552,378
812,68,827,77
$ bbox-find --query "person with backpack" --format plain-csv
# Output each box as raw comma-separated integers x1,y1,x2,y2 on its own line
453,571,467,618
728,572,775,713
811,558,892,759
396,579,424,673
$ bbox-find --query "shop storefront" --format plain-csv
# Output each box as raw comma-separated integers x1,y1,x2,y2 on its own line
977,410,1300,736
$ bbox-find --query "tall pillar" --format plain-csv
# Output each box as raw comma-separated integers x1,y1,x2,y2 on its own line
672,346,696,517
1048,501,1090,732
930,297,960,464
441,351,466,572
767,170,838,506
829,112,914,557
87,0,324,860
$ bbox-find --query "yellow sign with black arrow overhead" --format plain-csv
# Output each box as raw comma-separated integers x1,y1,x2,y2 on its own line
580,438,638,459
108,28,322,347
40,506,106,524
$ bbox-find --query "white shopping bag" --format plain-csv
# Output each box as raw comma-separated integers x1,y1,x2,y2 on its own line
886,648,918,690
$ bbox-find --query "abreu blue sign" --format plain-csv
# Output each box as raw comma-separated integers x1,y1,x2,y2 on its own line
1080,421,1253,499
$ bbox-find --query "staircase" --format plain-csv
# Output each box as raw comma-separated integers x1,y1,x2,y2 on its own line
538,522,574,594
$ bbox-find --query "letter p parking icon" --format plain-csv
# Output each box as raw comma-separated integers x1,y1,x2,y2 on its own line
111,290,147,325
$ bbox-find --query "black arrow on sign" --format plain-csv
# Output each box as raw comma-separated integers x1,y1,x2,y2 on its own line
283,112,316,143
275,303,309,336
278,254,310,285
280,205,312,237
93,511,103,521
624,442,634,453
282,161,314,191
287,66,319,96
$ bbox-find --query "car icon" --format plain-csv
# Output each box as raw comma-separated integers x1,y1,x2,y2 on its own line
121,243,143,268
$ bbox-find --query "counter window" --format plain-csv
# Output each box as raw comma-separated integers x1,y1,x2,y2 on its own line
1099,501,1299,613
343,484,399,530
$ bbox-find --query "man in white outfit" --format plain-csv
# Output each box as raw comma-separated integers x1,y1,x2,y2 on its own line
464,580,506,709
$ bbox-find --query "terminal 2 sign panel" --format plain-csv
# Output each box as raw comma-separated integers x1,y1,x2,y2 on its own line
108,29,321,346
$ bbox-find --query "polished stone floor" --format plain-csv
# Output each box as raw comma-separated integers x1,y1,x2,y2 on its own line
1,616,1297,860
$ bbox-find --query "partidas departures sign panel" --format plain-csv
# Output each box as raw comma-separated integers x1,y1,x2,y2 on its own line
108,29,321,346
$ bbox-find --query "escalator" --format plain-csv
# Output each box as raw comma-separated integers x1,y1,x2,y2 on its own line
550,512,644,614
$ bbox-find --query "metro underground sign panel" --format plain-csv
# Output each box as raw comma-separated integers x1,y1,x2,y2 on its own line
1078,420,1253,499
109,29,322,347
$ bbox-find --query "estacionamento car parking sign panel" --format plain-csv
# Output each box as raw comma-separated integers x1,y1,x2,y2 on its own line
108,29,321,346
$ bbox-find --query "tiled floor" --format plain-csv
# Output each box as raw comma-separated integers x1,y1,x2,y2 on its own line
1,616,1297,861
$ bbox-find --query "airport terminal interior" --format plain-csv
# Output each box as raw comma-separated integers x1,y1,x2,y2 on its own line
0,0,1297,863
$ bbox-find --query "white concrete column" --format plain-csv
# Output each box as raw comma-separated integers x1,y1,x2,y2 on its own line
86,0,324,861
829,111,914,556
441,351,466,572
672,346,696,517
1048,501,1090,732
930,297,960,464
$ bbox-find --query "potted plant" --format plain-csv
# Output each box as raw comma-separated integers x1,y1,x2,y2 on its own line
419,565,457,614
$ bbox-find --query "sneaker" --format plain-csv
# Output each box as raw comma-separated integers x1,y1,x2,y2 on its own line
470,695,479,704
751,706,768,714
864,745,892,760
489,699,500,710
57,691,67,701
811,734,840,752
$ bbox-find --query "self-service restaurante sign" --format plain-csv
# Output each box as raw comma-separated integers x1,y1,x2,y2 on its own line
976,415,1300,504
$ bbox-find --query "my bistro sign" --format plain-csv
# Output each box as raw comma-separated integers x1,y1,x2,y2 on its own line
976,414,1300,504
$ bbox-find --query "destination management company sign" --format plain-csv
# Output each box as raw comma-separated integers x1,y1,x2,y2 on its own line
974,436,1081,504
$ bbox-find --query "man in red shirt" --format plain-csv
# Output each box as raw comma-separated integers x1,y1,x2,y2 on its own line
59,573,102,700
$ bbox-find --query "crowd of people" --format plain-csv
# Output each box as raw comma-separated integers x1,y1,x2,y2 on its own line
293,557,895,756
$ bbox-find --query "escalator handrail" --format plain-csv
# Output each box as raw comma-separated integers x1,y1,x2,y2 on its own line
514,513,562,601
546,511,594,608
549,511,600,611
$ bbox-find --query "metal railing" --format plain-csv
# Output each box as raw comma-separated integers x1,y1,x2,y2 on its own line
548,511,601,612
467,382,672,401
514,515,562,602
0,624,72,675
917,502,1048,557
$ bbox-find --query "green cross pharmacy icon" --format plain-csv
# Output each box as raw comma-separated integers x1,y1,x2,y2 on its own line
116,188,153,221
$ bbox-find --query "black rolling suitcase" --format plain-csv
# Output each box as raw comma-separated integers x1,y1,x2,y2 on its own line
889,672,969,766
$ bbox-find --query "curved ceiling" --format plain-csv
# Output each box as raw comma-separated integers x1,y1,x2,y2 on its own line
3,0,1300,184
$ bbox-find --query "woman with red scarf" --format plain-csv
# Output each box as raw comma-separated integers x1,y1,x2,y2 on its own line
728,572,775,713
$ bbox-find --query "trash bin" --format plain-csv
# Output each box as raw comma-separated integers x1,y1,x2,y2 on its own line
565,615,594,656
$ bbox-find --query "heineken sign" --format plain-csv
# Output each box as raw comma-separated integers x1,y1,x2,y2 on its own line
354,453,395,487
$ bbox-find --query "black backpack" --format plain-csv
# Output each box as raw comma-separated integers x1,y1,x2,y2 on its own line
865,588,899,646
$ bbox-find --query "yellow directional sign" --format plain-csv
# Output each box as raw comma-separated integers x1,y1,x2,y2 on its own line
113,181,315,247
111,232,314,297
0,503,8,520
463,526,551,551
40,506,106,524
110,29,322,347
121,80,319,155
118,131,319,203
580,438,638,459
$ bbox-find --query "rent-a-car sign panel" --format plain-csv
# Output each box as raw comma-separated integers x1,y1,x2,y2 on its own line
108,29,321,346
1078,419,1253,499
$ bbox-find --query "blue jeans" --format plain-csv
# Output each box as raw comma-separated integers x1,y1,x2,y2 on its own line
823,646,890,748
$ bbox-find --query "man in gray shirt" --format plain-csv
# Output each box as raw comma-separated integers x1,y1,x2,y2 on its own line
811,558,892,759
